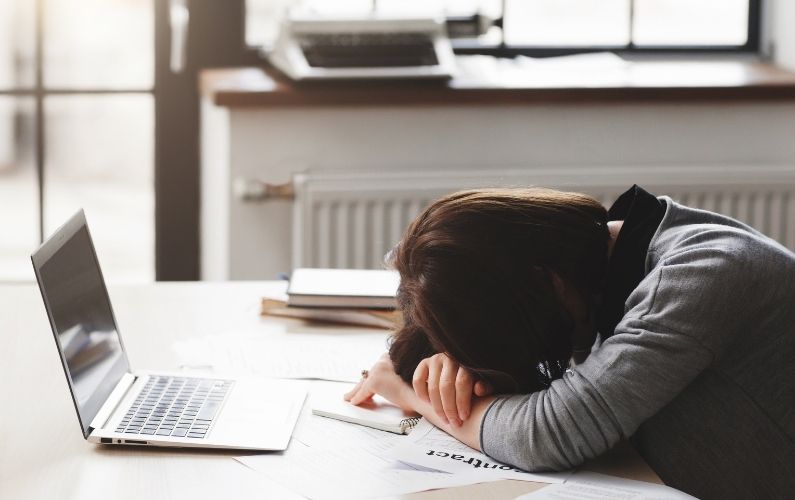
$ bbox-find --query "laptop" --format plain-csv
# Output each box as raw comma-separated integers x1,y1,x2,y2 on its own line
31,210,307,450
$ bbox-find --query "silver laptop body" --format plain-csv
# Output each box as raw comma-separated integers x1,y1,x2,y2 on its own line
31,210,307,450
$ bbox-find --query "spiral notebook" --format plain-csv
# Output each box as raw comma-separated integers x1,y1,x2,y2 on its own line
312,392,421,435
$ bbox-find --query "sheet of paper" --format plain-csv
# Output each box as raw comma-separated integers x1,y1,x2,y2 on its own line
236,383,503,499
238,440,502,500
390,418,569,484
456,53,629,88
515,471,697,500
174,332,386,382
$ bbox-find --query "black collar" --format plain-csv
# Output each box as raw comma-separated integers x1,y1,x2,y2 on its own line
596,185,666,339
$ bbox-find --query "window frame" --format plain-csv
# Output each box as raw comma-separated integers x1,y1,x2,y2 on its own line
0,0,155,247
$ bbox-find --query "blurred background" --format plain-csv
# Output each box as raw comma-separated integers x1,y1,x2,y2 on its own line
1,0,793,283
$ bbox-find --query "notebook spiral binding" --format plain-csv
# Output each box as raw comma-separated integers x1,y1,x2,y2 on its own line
399,416,422,434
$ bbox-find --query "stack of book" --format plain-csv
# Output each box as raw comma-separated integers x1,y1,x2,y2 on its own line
261,268,401,329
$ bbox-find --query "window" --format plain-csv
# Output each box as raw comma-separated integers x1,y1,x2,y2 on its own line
0,0,154,282
245,0,758,54
504,0,751,48
631,0,750,46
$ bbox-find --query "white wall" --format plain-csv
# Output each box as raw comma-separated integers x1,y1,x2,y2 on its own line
202,100,795,279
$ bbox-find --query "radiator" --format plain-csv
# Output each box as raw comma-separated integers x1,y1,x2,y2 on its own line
292,166,795,269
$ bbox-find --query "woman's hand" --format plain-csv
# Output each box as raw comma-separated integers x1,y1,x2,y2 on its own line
346,352,497,452
344,353,418,412
412,353,493,427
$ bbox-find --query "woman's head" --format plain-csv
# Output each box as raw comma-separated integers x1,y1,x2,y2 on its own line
388,187,610,393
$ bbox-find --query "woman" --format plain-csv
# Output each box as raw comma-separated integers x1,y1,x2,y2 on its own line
344,185,795,500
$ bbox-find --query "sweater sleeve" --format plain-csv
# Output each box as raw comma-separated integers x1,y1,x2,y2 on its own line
479,248,740,471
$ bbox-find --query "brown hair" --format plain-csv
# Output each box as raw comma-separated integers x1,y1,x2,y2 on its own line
388,187,609,393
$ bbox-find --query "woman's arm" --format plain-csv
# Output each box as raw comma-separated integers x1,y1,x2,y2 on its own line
353,249,746,472
410,353,493,427
344,353,496,450
413,394,496,450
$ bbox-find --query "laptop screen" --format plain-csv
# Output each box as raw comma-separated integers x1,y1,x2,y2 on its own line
32,211,130,437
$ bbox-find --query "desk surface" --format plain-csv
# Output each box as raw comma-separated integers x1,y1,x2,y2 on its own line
201,57,795,108
0,281,660,500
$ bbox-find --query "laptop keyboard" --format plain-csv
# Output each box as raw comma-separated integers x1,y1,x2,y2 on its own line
300,33,439,68
115,376,232,439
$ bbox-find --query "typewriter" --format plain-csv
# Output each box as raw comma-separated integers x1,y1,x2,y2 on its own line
267,13,456,81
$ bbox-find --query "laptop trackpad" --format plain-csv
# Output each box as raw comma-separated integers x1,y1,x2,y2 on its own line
209,378,307,450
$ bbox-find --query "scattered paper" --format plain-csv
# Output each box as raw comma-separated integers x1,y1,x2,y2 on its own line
455,53,630,88
515,471,697,500
390,418,569,484
519,52,628,68
238,439,501,499
174,332,386,382
237,383,503,499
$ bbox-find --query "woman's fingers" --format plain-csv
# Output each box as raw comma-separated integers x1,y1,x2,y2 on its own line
455,367,474,421
343,379,364,401
439,358,462,426
344,353,417,410
474,380,494,397
347,379,375,405
412,360,430,403
348,387,375,405
410,353,492,426
426,357,446,422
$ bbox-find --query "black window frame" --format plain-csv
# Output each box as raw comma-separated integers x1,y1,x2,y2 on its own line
452,0,762,58
0,0,155,251
0,0,258,282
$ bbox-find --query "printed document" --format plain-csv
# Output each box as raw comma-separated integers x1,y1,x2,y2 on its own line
390,418,569,484
237,383,503,499
515,471,697,500
237,437,502,499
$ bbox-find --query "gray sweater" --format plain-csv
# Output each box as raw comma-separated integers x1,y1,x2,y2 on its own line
480,197,795,499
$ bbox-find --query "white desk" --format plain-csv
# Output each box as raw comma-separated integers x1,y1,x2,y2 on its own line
0,281,660,500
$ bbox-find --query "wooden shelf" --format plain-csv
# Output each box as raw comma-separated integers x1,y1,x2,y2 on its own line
201,56,795,108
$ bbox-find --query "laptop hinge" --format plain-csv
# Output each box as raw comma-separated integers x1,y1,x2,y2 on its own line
89,372,140,431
